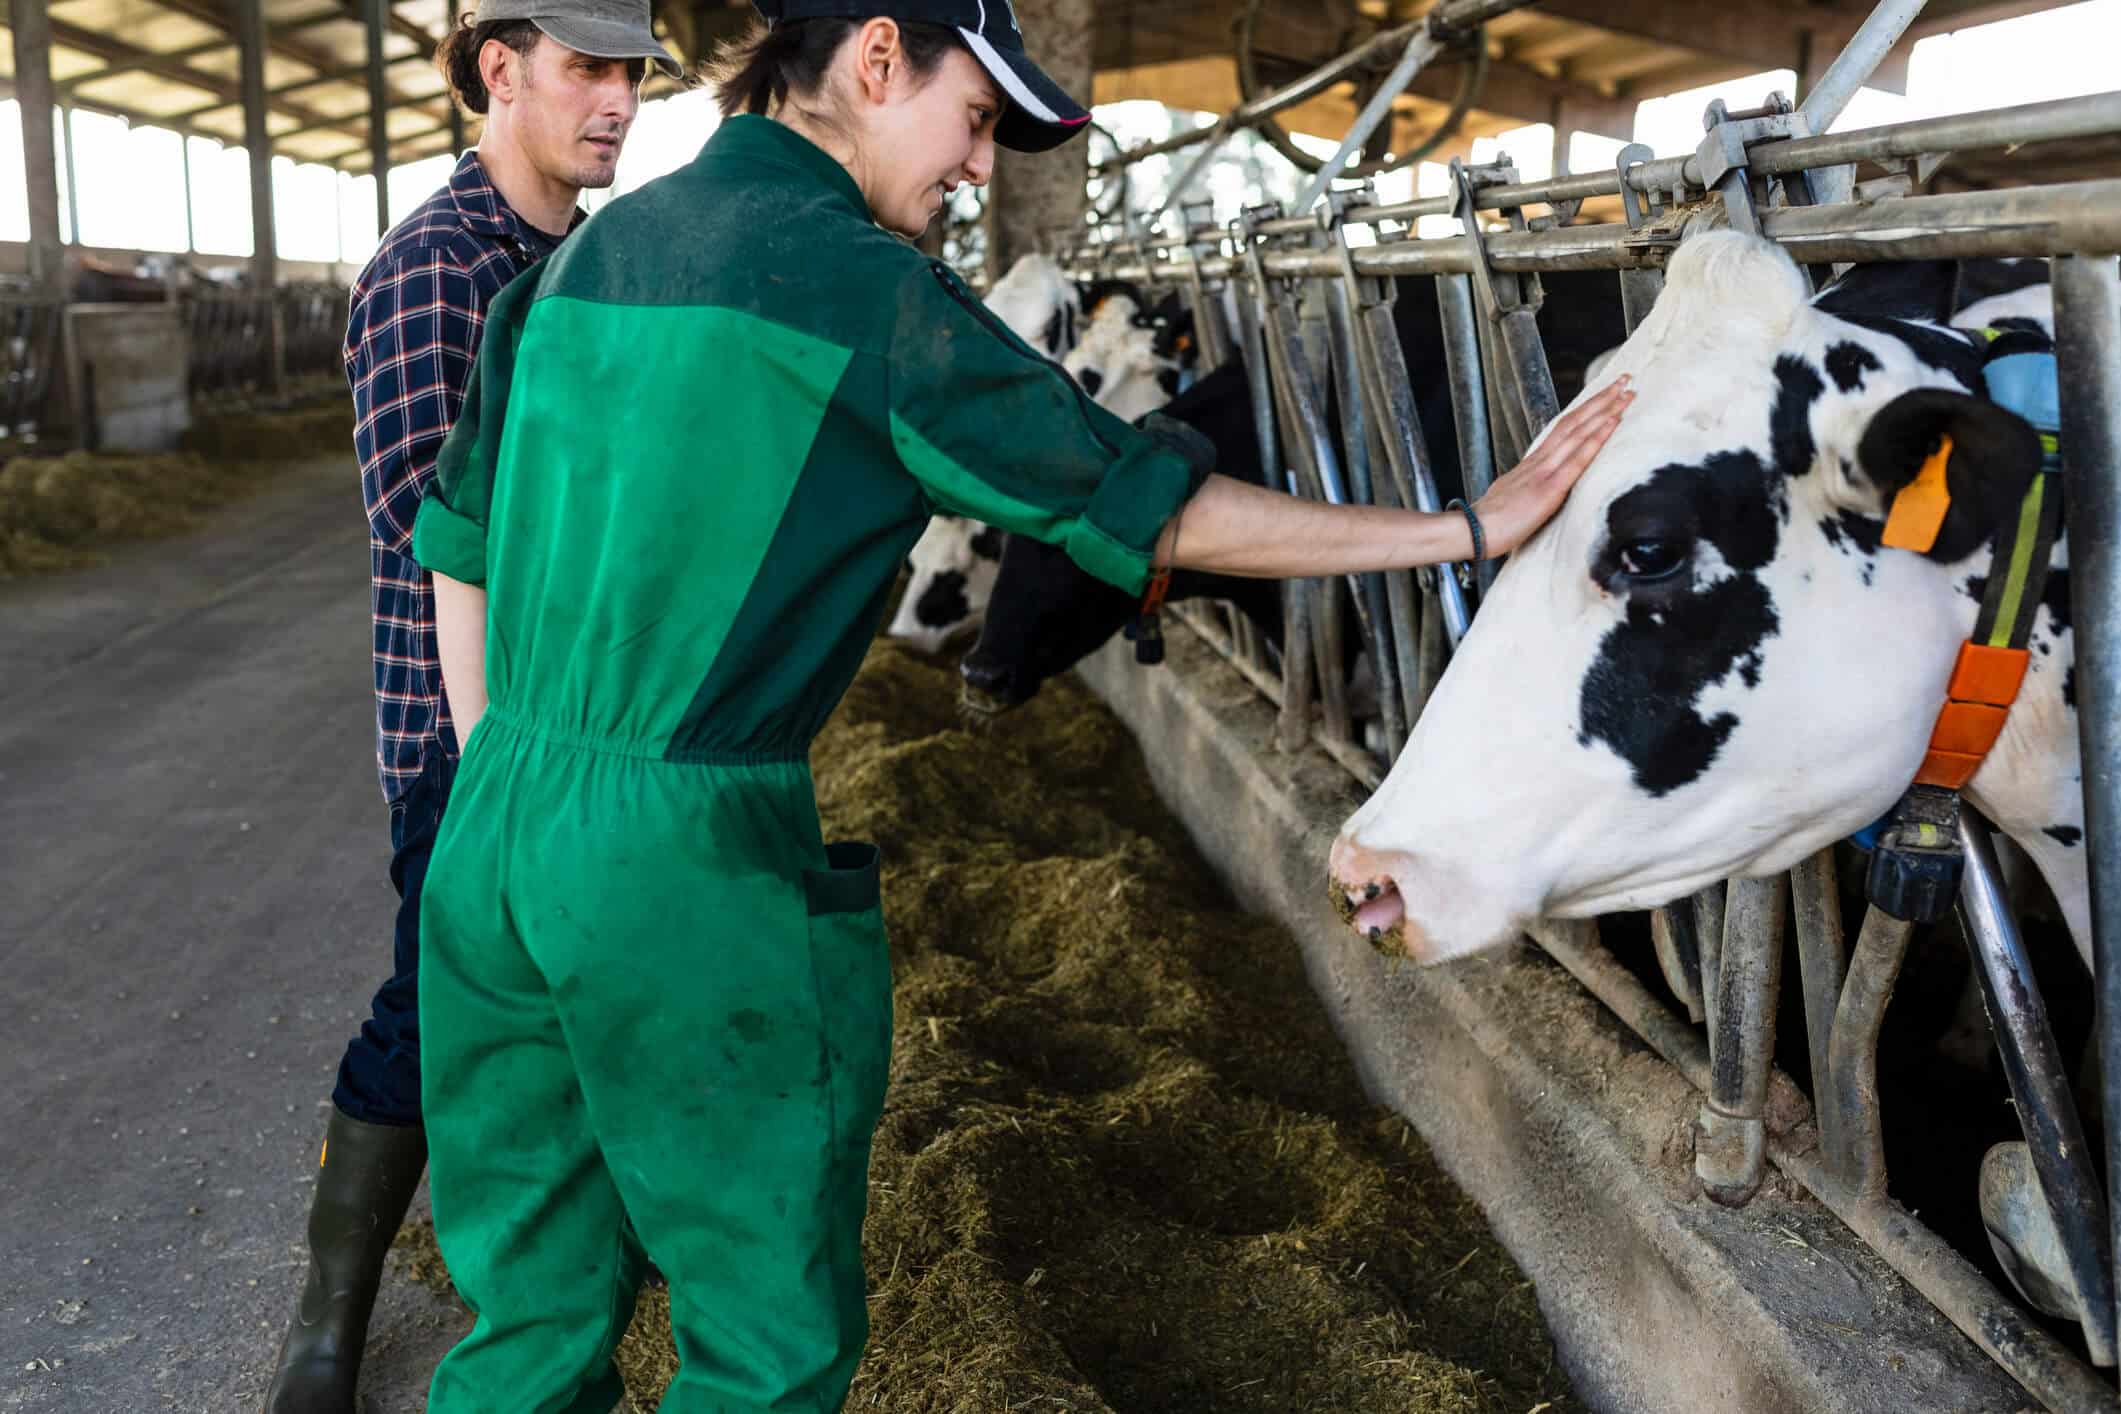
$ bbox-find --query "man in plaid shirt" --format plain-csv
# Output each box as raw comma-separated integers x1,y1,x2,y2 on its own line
263,0,676,1406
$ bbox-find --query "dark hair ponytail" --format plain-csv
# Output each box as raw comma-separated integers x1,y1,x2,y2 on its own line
706,17,959,121
435,9,541,117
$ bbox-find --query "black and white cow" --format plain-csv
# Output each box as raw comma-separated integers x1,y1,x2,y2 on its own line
984,251,1084,357
1061,286,1196,422
958,270,1631,711
1328,232,2081,972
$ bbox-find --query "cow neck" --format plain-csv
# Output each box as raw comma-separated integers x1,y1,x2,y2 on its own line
1883,329,2065,794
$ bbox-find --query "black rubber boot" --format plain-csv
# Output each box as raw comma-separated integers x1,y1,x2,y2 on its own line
262,1108,429,1413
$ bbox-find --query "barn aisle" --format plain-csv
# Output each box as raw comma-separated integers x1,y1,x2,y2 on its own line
0,456,466,1411
0,460,1566,1411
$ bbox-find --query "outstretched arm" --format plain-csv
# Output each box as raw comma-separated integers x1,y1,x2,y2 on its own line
1167,378,1632,579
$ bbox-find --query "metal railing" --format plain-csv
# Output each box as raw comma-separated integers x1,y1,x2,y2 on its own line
184,283,346,401
0,288,66,442
279,281,348,382
185,290,275,402
1057,3,2121,1407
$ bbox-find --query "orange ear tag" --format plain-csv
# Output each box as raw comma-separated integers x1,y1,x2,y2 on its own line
1882,434,1954,553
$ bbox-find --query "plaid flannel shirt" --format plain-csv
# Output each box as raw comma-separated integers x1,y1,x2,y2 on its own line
345,152,572,802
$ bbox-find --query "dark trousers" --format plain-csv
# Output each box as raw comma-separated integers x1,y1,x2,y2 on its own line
333,749,455,1127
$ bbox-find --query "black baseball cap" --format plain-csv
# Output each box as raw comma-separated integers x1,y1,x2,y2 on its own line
751,0,1093,152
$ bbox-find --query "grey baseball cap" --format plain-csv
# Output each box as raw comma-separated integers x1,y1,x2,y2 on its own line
475,0,684,80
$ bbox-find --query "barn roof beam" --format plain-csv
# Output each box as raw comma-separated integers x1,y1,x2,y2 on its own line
1531,0,1907,92
152,49,431,127
116,0,452,124
1092,4,1634,138
44,15,375,141
57,6,350,88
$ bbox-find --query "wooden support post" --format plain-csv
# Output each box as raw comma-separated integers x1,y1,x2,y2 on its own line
982,0,1094,280
238,0,286,394
10,0,66,294
366,0,392,233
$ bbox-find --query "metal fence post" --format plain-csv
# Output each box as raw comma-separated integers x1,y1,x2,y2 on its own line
1959,815,2117,1364
1697,874,1788,1206
2051,250,2121,1368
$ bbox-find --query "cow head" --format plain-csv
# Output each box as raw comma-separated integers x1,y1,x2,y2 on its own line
959,531,1143,712
1062,291,1197,423
961,363,1273,713
885,515,1006,655
1330,233,2055,963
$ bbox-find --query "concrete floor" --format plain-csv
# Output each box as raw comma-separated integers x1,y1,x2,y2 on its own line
0,459,470,1412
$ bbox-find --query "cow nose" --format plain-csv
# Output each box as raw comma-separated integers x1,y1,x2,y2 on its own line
959,654,1015,700
1328,836,1426,954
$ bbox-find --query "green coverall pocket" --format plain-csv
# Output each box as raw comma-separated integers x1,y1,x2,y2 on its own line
802,842,894,1154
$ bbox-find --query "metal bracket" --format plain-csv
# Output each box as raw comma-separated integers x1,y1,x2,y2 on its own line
1854,151,1952,202
1449,157,1543,319
1615,142,1661,231
1695,95,1813,236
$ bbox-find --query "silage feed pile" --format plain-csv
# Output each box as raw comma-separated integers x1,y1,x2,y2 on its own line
0,403,350,577
408,642,1575,1412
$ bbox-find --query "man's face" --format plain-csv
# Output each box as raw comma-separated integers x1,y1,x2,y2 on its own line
506,37,644,190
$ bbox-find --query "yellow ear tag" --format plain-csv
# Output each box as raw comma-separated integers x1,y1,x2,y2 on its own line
1882,433,1954,553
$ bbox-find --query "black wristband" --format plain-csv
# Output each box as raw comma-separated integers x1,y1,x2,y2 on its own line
1447,498,1485,563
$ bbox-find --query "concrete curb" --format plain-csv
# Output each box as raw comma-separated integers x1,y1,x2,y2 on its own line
1075,625,2031,1414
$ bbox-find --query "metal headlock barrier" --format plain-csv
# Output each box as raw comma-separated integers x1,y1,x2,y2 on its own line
0,286,66,441
185,283,348,401
1058,3,2121,1408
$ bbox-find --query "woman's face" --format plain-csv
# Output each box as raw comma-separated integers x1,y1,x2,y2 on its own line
856,40,1003,239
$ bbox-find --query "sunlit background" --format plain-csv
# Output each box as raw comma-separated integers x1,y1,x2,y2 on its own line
1,0,2113,271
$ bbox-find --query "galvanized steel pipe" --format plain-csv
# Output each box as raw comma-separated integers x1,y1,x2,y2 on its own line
1958,814,2118,1365
1071,180,2121,286
1089,0,1541,176
1799,0,1927,137
2051,252,2121,1368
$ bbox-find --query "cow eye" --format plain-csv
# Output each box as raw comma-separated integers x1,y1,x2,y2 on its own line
1617,538,1688,581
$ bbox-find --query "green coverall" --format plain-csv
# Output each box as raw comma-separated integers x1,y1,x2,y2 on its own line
407,114,1207,1413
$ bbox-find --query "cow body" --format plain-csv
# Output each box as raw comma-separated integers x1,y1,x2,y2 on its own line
983,253,1082,358
1329,234,2082,970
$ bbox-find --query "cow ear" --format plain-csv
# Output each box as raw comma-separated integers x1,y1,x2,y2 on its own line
1854,388,2041,563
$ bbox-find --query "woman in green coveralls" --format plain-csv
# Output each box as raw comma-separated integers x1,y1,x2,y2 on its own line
408,1,1633,1408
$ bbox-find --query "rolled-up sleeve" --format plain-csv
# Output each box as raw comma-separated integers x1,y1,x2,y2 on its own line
884,260,1212,596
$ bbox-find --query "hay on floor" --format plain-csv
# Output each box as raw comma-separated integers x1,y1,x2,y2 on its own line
397,642,1574,1412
